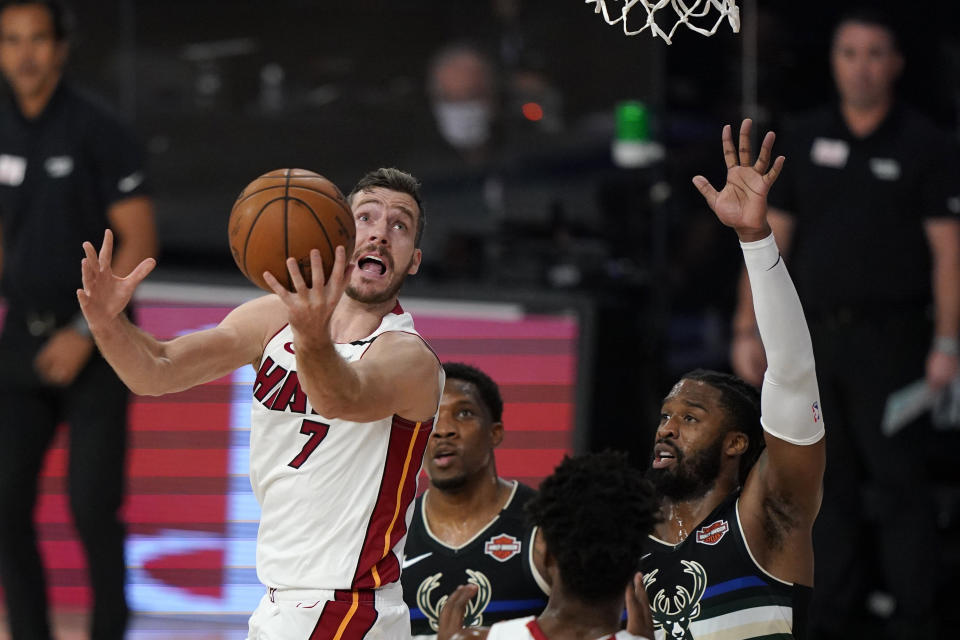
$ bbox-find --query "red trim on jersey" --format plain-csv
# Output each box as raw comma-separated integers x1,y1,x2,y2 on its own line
309,590,378,640
391,301,403,315
351,415,434,589
525,619,616,640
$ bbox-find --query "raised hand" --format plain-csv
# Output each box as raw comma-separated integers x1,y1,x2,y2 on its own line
692,118,785,242
263,246,350,352
436,584,480,640
77,229,156,331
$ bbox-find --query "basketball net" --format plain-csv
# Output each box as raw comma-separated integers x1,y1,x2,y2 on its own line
586,0,740,45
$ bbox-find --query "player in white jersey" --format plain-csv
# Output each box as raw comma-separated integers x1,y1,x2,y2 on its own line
435,453,658,640
76,168,444,639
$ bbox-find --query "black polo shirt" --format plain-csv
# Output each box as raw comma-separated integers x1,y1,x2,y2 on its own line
0,81,148,316
768,104,960,315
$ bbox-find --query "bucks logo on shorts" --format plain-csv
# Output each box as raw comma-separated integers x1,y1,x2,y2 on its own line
416,569,492,632
643,560,708,640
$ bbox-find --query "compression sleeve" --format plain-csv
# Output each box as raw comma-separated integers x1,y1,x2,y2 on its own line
742,233,825,445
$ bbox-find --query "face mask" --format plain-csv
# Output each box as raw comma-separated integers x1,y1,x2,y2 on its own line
432,100,493,149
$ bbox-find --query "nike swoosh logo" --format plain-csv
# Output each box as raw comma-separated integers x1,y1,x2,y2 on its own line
402,552,432,569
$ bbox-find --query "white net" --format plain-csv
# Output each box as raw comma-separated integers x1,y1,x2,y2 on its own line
586,0,740,45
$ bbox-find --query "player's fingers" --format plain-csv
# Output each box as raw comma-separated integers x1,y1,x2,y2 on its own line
437,584,477,635
309,249,325,289
80,257,95,291
721,124,736,169
738,118,753,166
754,130,775,173
763,155,786,187
99,229,114,269
127,257,157,285
286,256,308,293
326,246,347,293
692,175,718,209
262,270,290,299
82,241,100,273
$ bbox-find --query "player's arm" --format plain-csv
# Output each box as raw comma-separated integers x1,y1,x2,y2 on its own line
924,217,960,389
78,229,279,395
730,208,794,386
693,120,825,581
106,195,157,278
266,247,442,422
320,330,442,421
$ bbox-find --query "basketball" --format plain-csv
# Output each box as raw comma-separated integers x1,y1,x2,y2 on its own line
228,168,356,292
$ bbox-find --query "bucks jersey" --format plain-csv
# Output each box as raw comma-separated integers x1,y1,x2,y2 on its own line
402,481,549,637
640,491,811,639
249,303,443,591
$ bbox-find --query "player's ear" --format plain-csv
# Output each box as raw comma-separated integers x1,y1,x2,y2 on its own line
725,431,748,457
407,248,422,275
490,421,504,448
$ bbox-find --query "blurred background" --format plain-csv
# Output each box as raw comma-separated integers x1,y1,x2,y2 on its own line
4,0,960,635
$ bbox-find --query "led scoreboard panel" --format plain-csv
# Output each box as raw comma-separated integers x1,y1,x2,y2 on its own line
23,284,579,616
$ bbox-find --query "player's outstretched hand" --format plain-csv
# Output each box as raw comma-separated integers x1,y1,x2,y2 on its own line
264,245,350,352
437,584,487,640
692,118,785,243
77,229,156,331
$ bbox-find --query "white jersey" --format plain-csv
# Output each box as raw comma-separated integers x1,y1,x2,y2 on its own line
487,617,646,640
249,303,442,591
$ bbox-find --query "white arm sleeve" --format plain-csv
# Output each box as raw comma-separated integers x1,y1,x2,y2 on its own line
742,233,825,445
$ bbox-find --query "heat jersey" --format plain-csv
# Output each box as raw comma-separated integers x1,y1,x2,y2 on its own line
249,303,442,591
403,482,548,637
640,491,810,639
486,616,639,640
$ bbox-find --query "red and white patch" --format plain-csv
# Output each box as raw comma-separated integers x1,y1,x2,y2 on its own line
484,533,521,562
696,520,729,546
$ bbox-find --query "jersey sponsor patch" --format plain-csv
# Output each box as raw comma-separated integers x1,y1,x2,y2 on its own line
810,137,849,168
696,520,729,546
484,533,521,562
0,154,26,186
869,157,901,181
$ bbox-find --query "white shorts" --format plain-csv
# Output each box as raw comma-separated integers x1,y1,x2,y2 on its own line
246,582,411,640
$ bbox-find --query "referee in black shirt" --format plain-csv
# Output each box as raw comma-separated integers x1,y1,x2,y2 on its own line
731,10,960,640
0,2,156,639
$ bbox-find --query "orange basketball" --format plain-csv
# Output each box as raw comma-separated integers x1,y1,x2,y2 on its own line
228,169,355,292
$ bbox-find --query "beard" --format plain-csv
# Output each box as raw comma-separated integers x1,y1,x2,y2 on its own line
645,434,724,502
429,472,469,493
345,249,412,304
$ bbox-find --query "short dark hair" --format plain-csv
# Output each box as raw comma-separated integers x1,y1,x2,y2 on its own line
526,451,659,604
680,369,764,486
442,362,503,423
0,0,73,41
347,167,425,248
832,7,900,53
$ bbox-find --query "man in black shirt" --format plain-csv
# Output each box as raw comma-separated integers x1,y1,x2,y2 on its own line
403,362,548,637
0,2,156,638
731,10,960,639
